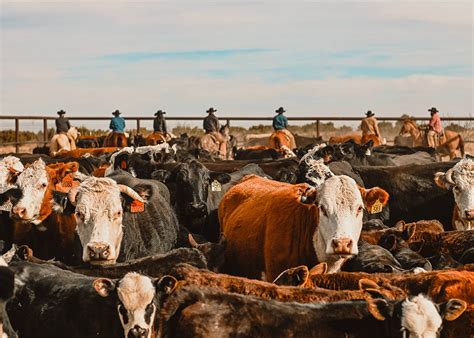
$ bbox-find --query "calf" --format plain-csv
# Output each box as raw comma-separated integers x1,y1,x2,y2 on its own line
409,230,474,261
159,285,466,338
220,174,389,279
8,261,175,338
434,159,474,230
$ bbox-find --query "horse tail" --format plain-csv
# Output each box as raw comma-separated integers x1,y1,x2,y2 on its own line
458,134,465,158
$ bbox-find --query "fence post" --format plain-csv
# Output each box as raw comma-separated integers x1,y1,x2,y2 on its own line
226,119,230,126
136,119,140,134
15,118,19,153
316,119,320,138
43,118,48,146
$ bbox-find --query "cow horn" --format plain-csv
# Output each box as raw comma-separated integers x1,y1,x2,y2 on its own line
118,184,144,202
445,168,455,185
68,186,80,206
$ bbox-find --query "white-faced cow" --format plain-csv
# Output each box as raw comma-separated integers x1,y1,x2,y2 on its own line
435,158,474,230
219,174,389,280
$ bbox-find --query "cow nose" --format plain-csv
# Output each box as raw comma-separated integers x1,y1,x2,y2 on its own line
129,326,148,337
465,210,474,220
331,238,353,254
87,242,111,260
12,206,26,218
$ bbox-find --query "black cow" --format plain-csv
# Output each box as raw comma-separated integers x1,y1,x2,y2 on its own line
0,266,16,338
379,234,432,271
342,240,404,273
159,284,466,338
8,261,175,338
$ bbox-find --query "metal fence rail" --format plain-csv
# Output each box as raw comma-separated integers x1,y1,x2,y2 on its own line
1,115,473,153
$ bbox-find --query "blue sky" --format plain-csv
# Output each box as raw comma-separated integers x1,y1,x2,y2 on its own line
1,1,472,130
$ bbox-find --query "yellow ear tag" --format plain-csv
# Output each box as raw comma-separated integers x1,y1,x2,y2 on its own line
211,180,221,192
369,199,384,214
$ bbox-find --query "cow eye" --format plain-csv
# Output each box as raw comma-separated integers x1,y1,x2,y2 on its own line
453,186,460,192
75,211,84,221
40,182,47,188
357,205,363,213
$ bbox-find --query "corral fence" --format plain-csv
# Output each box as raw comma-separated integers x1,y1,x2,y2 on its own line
0,115,473,153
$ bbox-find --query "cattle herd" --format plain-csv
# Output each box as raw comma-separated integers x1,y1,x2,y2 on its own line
0,135,472,338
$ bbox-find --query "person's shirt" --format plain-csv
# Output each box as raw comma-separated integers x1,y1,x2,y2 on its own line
55,117,71,133
110,116,126,133
272,114,288,130
429,113,443,133
360,116,380,137
153,116,167,133
203,113,220,133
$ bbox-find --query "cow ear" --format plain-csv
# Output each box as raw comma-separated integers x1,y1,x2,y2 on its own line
359,279,379,290
394,220,405,231
402,223,416,241
379,234,397,252
367,299,391,321
309,262,327,276
359,187,389,211
272,266,309,287
156,275,178,295
300,187,317,205
93,278,116,297
434,172,453,189
209,172,231,185
439,299,467,321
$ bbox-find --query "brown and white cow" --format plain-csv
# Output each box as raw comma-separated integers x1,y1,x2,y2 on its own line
0,156,24,212
435,159,474,230
219,174,389,280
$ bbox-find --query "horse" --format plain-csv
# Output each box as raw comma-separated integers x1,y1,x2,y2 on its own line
104,131,128,147
399,119,464,160
49,127,79,157
200,123,231,160
268,130,297,150
145,132,167,145
328,133,382,147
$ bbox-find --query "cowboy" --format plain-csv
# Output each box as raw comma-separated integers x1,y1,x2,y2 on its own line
360,110,382,142
110,109,126,133
203,107,226,157
427,107,443,148
272,107,296,148
55,110,71,134
153,110,167,134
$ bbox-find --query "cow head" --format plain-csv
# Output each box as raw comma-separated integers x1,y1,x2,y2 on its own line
68,177,144,265
434,159,474,228
93,273,177,338
309,175,389,271
368,295,466,338
0,156,24,190
10,159,78,227
161,160,230,221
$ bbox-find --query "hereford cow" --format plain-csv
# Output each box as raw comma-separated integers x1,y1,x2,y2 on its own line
65,171,181,265
8,261,175,338
434,159,474,230
159,284,466,338
219,174,389,280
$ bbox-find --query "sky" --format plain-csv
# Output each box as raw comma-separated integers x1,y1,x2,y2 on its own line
0,1,472,130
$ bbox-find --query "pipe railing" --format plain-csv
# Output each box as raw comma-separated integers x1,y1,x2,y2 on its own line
1,115,472,153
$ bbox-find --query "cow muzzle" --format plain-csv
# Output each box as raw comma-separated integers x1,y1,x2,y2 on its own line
331,238,354,255
86,242,114,265
186,201,207,217
11,205,37,222
465,210,474,221
128,326,149,338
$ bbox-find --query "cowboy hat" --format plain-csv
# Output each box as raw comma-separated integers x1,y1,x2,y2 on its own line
275,107,286,114
428,107,439,113
112,110,121,116
57,110,66,115
154,110,166,116
206,107,217,113
366,110,374,117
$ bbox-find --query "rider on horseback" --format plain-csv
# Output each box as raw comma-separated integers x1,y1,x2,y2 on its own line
108,109,127,147
55,110,71,135
272,107,296,149
203,107,227,158
360,110,382,144
152,110,171,141
427,107,443,148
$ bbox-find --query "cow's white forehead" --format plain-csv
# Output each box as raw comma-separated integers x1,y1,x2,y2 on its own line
76,177,121,209
451,159,474,186
16,159,47,185
401,294,442,336
117,273,155,310
317,175,361,209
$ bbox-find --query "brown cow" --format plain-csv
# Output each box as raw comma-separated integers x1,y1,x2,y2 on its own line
219,174,389,280
409,230,474,261
328,134,381,146
56,147,119,158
